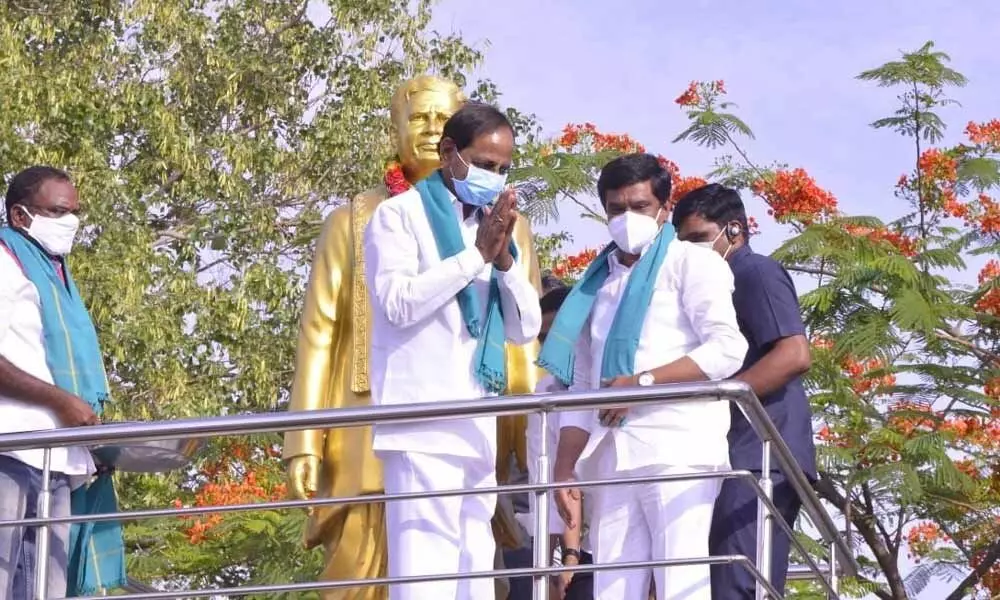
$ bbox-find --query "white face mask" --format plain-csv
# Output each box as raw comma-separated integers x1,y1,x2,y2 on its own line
608,209,662,255
18,206,80,256
695,229,734,259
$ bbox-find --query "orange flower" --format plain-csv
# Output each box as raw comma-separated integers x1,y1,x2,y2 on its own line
841,357,896,395
976,194,1000,234
675,82,700,107
980,260,1000,285
917,148,958,184
965,119,1000,148
976,260,1000,316
985,378,1000,401
656,155,682,181
551,248,599,283
811,336,833,351
675,80,726,107
182,467,288,544
670,176,708,203
942,191,969,219
556,123,645,154
751,168,838,225
887,400,937,436
843,224,918,257
907,521,943,559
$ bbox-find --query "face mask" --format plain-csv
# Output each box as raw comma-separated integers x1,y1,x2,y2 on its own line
18,206,80,256
695,229,734,259
608,209,662,255
451,153,507,207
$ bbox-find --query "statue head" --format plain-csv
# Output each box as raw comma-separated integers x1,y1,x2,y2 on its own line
390,75,466,183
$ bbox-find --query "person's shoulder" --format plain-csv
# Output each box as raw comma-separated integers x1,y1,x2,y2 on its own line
733,249,789,281
667,239,730,271
0,246,29,293
373,186,421,218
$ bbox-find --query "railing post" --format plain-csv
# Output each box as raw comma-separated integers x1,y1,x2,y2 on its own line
532,408,550,600
756,439,773,600
828,541,838,599
34,447,52,600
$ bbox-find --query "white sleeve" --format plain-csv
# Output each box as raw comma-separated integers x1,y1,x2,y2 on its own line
678,243,750,380
496,259,542,344
560,321,597,433
0,250,24,347
364,199,486,329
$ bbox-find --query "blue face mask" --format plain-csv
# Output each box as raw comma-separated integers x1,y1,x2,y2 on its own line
451,153,508,207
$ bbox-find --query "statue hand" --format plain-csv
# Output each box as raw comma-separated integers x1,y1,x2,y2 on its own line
287,455,321,501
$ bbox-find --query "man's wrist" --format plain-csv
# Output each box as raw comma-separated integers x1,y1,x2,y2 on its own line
493,252,514,272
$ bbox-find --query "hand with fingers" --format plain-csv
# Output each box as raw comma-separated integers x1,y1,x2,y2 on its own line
476,187,518,270
286,455,320,506
55,393,100,427
492,187,519,272
598,374,637,427
554,476,583,529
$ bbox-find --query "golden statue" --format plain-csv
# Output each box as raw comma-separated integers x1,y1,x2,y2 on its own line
283,74,540,600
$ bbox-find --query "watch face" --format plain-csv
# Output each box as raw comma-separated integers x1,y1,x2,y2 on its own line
638,372,655,386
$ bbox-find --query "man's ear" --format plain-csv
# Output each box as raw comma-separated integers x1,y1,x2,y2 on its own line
8,205,27,229
438,137,455,158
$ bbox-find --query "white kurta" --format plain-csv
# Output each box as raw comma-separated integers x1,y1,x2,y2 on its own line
364,186,542,600
0,248,94,478
561,239,749,600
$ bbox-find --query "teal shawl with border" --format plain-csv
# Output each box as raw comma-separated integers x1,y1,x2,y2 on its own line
414,171,517,393
537,223,675,386
0,228,126,597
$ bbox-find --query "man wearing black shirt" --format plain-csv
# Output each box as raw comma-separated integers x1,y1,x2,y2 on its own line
673,184,817,599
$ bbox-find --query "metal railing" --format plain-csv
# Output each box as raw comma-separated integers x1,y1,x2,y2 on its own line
0,380,856,600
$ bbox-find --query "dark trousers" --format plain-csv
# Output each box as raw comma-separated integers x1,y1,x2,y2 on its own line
709,472,801,600
504,544,594,600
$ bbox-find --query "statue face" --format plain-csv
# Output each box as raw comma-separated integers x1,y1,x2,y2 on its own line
394,87,462,176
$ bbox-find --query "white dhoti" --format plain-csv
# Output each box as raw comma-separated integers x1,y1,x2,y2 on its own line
381,450,498,600
591,462,723,600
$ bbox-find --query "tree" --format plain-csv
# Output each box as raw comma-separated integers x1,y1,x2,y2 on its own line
0,2,627,594
0,0,482,593
656,45,999,599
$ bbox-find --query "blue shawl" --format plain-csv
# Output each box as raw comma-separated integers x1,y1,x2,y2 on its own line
0,228,126,596
537,224,675,386
415,171,517,393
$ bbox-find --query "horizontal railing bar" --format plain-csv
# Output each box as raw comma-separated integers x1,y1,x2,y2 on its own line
1,470,839,594
0,470,755,528
0,380,857,578
787,563,832,580
74,554,782,600
0,382,744,449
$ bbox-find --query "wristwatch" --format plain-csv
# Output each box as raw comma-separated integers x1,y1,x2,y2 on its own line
637,371,656,387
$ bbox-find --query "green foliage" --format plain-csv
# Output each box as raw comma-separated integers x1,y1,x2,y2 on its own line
672,42,1000,600
857,41,967,144
0,0,488,592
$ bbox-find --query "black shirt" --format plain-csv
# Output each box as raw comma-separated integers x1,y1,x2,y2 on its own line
727,245,818,480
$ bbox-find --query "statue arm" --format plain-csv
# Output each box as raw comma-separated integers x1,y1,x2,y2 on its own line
283,207,352,461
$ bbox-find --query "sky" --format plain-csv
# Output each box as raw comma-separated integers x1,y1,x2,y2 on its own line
430,0,1000,264
424,1,1000,598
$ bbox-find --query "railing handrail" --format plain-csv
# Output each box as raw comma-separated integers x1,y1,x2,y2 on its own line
0,380,857,579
